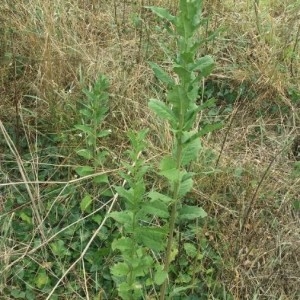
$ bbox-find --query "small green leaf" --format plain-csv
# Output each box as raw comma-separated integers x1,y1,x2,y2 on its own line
50,240,70,257
148,191,173,204
184,243,197,258
159,156,181,182
149,99,177,125
178,177,193,198
145,6,175,23
169,284,196,296
159,156,177,170
92,214,102,225
181,135,202,166
109,211,133,225
19,212,32,225
142,200,169,218
148,62,175,86
97,129,111,138
93,174,109,184
10,290,26,298
114,186,134,204
35,270,50,288
111,262,130,277
178,205,207,221
173,65,191,82
183,122,223,145
76,148,93,160
192,55,215,77
80,194,92,212
136,227,166,251
75,166,94,177
95,150,109,165
112,237,134,252
74,124,93,135
154,266,168,285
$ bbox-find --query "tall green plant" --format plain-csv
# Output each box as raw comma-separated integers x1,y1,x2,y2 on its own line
109,129,169,299
147,0,221,298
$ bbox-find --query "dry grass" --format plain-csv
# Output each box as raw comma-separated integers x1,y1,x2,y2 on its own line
1,0,299,299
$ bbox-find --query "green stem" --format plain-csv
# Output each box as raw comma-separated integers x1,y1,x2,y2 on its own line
160,128,184,300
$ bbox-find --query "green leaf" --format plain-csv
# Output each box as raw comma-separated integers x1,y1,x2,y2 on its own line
183,122,223,145
178,177,193,198
95,150,109,165
173,65,191,82
169,284,196,296
148,191,173,204
111,262,130,277
92,214,102,225
178,205,207,221
35,270,50,288
76,148,93,160
74,124,93,135
181,133,202,165
159,156,177,170
136,227,166,251
97,129,111,138
75,166,94,176
19,212,32,225
80,194,92,213
112,237,134,252
109,211,133,225
159,156,181,183
142,200,169,218
93,174,109,184
149,99,177,125
145,6,175,23
50,240,70,257
114,186,134,204
192,55,215,77
184,243,197,258
154,266,168,285
148,62,175,86
10,290,26,299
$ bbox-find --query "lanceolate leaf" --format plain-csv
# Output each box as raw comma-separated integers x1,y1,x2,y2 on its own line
109,211,133,226
136,227,166,251
80,194,92,213
76,148,93,160
74,124,93,135
145,6,175,23
181,136,202,166
192,55,215,77
149,99,177,125
142,200,169,219
148,191,173,204
112,237,134,252
178,177,193,198
183,122,223,145
148,62,175,86
178,205,207,221
75,166,94,177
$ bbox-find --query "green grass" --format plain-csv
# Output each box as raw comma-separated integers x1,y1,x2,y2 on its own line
0,0,299,299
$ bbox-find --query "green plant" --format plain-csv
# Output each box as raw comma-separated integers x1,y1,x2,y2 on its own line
74,75,111,209
147,1,221,298
109,129,169,299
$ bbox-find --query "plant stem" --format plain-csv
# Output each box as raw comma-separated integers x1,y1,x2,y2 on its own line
159,201,177,300
160,134,183,299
